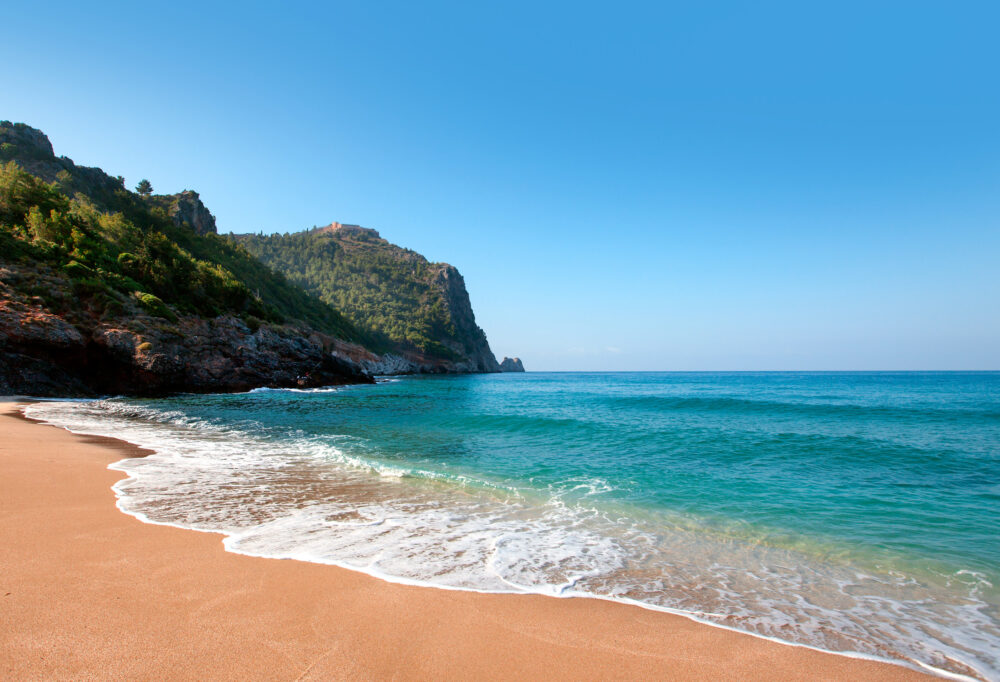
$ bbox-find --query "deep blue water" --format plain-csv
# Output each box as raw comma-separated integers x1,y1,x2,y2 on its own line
29,372,1000,679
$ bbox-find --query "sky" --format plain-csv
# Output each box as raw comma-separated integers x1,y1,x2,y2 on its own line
3,1,998,370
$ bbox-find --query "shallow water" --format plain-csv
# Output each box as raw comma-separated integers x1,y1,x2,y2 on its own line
27,372,1000,680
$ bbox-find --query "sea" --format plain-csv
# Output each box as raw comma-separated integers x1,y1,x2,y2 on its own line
25,372,1000,680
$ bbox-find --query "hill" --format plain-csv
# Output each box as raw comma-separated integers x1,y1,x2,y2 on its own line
231,223,500,373
0,121,372,395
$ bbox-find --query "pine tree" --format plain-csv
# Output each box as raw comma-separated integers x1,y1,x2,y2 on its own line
135,179,153,196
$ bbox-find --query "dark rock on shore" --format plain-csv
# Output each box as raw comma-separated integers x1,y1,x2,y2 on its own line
0,262,371,397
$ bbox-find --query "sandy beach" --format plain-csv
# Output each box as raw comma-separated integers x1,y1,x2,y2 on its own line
0,401,932,681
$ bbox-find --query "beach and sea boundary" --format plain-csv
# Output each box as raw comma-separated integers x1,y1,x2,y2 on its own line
0,399,934,680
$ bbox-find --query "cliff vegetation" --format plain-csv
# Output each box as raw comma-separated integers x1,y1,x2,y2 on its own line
0,122,362,340
0,120,500,395
231,224,499,372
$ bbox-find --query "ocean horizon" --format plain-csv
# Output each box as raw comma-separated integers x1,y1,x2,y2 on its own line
27,371,1000,680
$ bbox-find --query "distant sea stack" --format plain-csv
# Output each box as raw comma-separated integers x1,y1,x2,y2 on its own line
499,357,525,372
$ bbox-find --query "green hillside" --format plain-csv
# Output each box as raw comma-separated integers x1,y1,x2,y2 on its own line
231,224,499,370
0,121,361,340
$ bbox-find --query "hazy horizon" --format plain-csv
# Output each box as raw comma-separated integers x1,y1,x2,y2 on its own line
4,1,998,371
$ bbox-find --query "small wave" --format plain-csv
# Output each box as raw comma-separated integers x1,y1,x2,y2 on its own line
247,386,346,394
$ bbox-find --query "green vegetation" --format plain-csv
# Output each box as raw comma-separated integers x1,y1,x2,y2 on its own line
232,228,467,358
0,120,496,371
0,160,361,338
135,292,176,322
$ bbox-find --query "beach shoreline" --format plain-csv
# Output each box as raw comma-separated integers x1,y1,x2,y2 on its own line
0,400,934,680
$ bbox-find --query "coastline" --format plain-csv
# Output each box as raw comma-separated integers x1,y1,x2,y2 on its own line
0,400,934,680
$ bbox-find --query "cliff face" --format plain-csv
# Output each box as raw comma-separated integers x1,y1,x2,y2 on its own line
430,265,500,373
231,223,501,374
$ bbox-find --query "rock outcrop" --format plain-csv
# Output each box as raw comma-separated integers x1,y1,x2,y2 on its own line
330,348,442,376
0,122,54,159
328,343,492,376
499,357,525,372
158,190,217,235
1,121,132,211
0,121,217,237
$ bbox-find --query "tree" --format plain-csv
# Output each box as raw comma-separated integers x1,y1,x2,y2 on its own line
135,179,153,196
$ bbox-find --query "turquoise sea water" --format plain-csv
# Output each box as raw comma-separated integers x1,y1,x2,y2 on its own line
28,372,1000,679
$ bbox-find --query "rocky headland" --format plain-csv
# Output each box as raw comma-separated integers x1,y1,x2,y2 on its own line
232,222,502,374
0,121,505,396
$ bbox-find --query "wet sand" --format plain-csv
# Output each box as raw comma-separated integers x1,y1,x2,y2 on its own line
0,401,933,680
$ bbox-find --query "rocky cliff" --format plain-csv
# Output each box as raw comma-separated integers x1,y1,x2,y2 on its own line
148,190,217,235
499,357,525,372
0,261,370,396
430,265,501,373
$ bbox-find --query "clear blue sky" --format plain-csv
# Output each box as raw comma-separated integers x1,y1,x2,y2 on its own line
4,1,998,370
